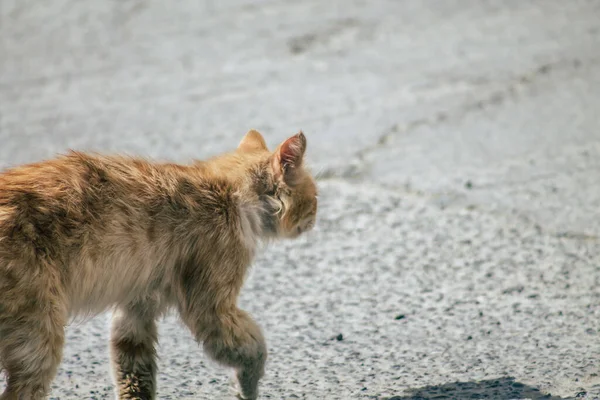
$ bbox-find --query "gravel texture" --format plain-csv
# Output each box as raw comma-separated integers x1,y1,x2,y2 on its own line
1,1,600,399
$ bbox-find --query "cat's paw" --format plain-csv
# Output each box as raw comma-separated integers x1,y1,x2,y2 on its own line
229,373,258,400
227,375,255,400
236,394,257,400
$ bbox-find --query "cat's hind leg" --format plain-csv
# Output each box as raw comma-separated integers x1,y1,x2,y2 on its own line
0,304,66,400
109,302,160,400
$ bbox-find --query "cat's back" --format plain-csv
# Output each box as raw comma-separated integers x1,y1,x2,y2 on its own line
0,152,173,310
0,151,255,266
0,151,143,203
0,151,250,252
0,151,249,243
0,152,157,256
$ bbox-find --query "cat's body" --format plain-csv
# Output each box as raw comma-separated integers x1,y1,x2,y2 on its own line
0,130,317,400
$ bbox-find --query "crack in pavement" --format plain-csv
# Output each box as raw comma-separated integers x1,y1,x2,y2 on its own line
316,56,594,183
287,17,362,55
464,162,600,191
358,57,589,162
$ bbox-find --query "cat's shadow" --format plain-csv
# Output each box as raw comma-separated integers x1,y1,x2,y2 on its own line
383,377,584,400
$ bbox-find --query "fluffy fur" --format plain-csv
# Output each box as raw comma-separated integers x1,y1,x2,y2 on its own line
0,130,317,400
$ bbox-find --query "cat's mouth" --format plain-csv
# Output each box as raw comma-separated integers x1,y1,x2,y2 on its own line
292,220,315,237
280,225,305,239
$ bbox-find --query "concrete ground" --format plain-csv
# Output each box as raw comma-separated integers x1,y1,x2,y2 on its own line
1,0,600,399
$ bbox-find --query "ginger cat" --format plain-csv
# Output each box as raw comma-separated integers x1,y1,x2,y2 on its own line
0,130,317,400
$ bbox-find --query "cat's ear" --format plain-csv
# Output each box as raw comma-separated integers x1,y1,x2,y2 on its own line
238,129,268,152
272,132,307,184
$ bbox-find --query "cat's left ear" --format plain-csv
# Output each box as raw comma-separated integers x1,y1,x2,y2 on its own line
272,132,307,184
238,129,268,152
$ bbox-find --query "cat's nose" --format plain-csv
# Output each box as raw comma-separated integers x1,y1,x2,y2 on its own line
300,220,314,233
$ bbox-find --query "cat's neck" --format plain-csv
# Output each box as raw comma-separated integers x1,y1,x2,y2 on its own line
191,159,279,243
235,179,278,244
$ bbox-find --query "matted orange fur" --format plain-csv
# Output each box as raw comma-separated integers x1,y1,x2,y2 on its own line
0,130,317,400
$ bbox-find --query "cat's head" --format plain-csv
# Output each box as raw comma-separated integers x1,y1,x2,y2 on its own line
237,129,318,240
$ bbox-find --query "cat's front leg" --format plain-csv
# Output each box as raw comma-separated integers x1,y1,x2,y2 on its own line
109,302,160,400
183,307,267,400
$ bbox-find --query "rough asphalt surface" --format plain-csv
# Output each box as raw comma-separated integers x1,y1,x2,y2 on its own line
1,1,600,399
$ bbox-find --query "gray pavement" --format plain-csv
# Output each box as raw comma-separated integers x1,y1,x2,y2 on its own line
1,1,600,399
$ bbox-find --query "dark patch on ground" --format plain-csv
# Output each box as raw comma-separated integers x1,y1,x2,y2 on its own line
383,377,570,400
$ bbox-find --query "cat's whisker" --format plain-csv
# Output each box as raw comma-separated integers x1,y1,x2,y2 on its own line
313,166,326,178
